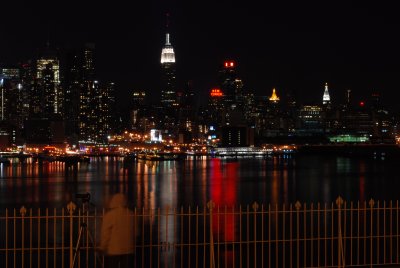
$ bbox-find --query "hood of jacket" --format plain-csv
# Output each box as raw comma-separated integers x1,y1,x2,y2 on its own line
108,193,127,209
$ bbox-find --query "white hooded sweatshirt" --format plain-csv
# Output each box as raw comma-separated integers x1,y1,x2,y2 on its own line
100,193,136,255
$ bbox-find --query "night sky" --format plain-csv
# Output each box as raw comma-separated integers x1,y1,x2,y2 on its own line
2,1,400,111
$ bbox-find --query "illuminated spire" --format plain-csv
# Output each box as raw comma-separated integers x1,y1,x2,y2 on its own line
269,88,280,102
323,82,331,105
160,13,175,64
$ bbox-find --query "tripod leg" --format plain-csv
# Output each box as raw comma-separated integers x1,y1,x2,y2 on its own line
71,225,84,268
86,229,104,268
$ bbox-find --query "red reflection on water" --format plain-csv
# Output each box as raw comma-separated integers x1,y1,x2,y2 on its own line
210,159,237,266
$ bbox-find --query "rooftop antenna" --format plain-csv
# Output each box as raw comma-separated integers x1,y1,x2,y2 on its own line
166,12,170,30
165,12,171,45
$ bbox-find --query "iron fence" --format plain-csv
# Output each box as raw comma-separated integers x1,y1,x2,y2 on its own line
1,197,400,267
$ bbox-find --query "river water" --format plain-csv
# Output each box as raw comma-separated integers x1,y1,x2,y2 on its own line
0,153,398,209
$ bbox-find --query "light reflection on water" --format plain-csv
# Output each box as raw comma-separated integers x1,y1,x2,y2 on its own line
0,154,399,209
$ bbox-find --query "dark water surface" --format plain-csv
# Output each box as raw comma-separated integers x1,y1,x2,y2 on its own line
0,154,399,209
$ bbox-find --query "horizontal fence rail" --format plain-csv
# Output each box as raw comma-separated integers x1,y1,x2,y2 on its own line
1,197,400,267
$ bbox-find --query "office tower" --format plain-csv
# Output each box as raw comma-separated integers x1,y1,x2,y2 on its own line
64,43,115,143
131,90,146,130
35,48,62,116
298,105,325,135
0,66,28,134
208,88,225,124
160,31,176,108
94,82,115,142
219,60,244,108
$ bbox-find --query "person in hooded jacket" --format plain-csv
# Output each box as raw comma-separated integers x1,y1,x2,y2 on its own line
99,193,136,268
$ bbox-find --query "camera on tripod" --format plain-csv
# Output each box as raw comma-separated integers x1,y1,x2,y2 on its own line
75,192,91,203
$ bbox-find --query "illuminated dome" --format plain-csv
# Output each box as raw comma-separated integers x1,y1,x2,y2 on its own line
269,88,280,102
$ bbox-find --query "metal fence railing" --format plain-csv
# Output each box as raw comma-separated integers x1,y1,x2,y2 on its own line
1,197,400,267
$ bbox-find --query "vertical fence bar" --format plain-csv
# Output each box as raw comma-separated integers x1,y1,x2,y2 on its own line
324,203,327,267
217,205,220,268
208,201,215,268
282,204,285,268
343,201,347,258
295,201,301,268
224,206,227,268
364,201,367,265
203,206,206,268
246,205,249,268
181,207,183,268
232,206,235,268
158,208,161,268
93,208,97,268
85,207,89,268
252,203,258,268
350,202,353,266
310,203,313,268
239,205,242,268
54,208,56,268
384,201,386,265
38,208,41,268
149,207,153,268
396,200,400,263
331,202,334,267
67,202,76,268
390,201,393,264
46,208,49,268
142,207,145,268
13,208,16,268
260,204,265,267
21,206,26,268
30,208,33,268
377,200,380,264
336,197,344,268
357,201,360,266
62,209,64,268
268,204,271,268
195,206,198,268
317,203,320,267
303,203,307,268
370,199,375,266
290,204,293,268
275,203,278,268
174,207,177,268
188,206,191,268
6,208,8,268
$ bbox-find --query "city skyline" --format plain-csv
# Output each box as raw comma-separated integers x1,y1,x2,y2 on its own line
1,1,400,111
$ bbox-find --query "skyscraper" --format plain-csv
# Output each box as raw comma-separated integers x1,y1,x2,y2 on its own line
219,60,244,108
35,48,62,116
160,29,177,108
64,43,115,143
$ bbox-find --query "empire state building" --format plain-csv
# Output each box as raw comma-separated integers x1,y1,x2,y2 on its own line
160,32,177,108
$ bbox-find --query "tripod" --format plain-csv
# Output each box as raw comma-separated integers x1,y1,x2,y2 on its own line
71,193,103,268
